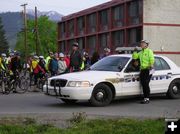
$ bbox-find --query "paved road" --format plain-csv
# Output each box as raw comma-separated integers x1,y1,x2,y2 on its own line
0,92,179,119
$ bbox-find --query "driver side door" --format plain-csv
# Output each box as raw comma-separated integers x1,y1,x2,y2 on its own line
122,59,141,96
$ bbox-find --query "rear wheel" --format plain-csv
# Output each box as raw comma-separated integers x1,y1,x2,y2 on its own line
16,78,28,94
167,79,180,99
90,83,113,107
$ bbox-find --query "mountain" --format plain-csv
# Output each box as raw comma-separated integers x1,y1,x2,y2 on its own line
0,12,32,49
0,10,63,49
27,9,63,22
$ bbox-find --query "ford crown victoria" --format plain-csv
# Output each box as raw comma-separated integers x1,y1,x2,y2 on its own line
43,54,180,106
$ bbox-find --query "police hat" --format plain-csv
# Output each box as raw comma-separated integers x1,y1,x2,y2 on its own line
73,42,79,47
140,40,149,45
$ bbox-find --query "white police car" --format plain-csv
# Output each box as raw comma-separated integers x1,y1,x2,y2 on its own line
43,54,180,106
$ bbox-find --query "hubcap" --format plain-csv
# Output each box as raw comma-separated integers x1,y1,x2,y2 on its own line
172,85,178,94
96,91,104,100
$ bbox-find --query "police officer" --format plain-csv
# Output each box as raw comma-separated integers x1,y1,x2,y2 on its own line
133,40,155,104
70,42,82,72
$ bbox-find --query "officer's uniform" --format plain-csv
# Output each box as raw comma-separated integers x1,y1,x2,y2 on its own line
133,41,154,103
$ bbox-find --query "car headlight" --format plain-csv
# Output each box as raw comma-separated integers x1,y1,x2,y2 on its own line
67,81,90,87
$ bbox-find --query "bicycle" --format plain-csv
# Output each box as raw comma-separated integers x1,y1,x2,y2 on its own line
37,73,49,91
3,71,29,94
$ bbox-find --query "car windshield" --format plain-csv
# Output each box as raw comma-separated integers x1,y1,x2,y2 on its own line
90,56,130,72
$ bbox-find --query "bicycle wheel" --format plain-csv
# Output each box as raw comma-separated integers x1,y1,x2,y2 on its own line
3,80,13,95
0,80,6,94
16,78,28,94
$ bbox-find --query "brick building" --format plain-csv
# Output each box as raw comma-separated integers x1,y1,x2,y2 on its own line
57,0,180,65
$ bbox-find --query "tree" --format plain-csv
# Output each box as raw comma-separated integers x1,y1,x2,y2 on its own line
0,17,9,54
16,16,57,57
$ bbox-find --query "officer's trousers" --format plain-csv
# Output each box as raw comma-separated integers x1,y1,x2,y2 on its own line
140,69,152,98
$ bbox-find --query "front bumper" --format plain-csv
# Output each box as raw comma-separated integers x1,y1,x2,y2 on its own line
43,85,93,100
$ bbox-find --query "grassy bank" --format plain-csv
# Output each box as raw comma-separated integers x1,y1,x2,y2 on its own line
0,118,164,134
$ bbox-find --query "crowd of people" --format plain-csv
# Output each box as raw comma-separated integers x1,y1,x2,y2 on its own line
0,42,111,87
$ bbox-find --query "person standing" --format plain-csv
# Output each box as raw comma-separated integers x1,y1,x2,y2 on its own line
64,53,70,69
45,51,53,71
39,56,46,73
132,40,155,104
102,47,111,58
58,53,67,74
91,51,100,65
48,54,58,76
70,42,82,72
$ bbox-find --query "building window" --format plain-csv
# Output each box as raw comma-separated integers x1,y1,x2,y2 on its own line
87,36,96,54
113,5,124,28
59,22,65,39
112,30,124,48
77,38,85,50
128,27,142,47
87,13,96,33
77,17,85,36
68,19,74,38
59,41,66,52
128,0,142,25
99,33,110,53
99,10,108,31
67,39,75,53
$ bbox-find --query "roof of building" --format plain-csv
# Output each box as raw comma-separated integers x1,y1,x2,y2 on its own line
59,0,129,22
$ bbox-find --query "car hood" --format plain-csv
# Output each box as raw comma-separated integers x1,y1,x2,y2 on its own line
49,70,121,82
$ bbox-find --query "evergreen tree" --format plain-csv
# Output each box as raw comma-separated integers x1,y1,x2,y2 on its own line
0,17,9,54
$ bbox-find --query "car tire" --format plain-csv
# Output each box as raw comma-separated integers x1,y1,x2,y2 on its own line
61,99,77,104
167,79,180,99
90,83,113,107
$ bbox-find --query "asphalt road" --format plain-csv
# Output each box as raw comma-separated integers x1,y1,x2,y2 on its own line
0,92,180,119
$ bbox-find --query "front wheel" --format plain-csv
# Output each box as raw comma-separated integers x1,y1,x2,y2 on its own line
167,79,180,99
90,84,113,107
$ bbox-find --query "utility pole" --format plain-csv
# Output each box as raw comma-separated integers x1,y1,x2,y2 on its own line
35,6,39,55
21,3,28,62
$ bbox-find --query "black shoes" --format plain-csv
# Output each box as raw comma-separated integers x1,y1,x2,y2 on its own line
140,98,150,104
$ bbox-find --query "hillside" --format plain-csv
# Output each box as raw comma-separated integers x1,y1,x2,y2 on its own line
0,11,63,49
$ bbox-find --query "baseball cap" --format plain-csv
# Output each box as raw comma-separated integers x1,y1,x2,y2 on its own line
104,47,111,53
59,53,64,58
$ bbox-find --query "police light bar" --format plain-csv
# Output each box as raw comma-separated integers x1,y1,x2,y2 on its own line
115,47,142,54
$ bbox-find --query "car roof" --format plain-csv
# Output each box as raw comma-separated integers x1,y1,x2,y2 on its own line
108,54,164,58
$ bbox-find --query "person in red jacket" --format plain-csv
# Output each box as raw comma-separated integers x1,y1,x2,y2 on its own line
64,53,70,70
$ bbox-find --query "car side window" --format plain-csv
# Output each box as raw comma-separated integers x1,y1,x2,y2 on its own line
154,57,170,70
154,58,163,70
160,58,170,70
125,59,140,73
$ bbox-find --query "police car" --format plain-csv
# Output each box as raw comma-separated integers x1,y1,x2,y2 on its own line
43,49,180,106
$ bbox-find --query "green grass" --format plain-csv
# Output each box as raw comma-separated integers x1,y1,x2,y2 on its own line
0,118,164,134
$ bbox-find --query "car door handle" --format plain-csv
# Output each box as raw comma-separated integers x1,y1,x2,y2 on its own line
167,73,172,76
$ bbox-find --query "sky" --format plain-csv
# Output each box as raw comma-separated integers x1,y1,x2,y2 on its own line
0,0,111,15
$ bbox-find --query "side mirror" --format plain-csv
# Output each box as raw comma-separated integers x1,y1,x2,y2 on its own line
125,68,131,73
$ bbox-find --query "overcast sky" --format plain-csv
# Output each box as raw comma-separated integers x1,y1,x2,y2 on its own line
0,0,111,15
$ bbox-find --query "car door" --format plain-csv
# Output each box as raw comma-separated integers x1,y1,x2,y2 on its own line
150,57,172,93
122,59,141,96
